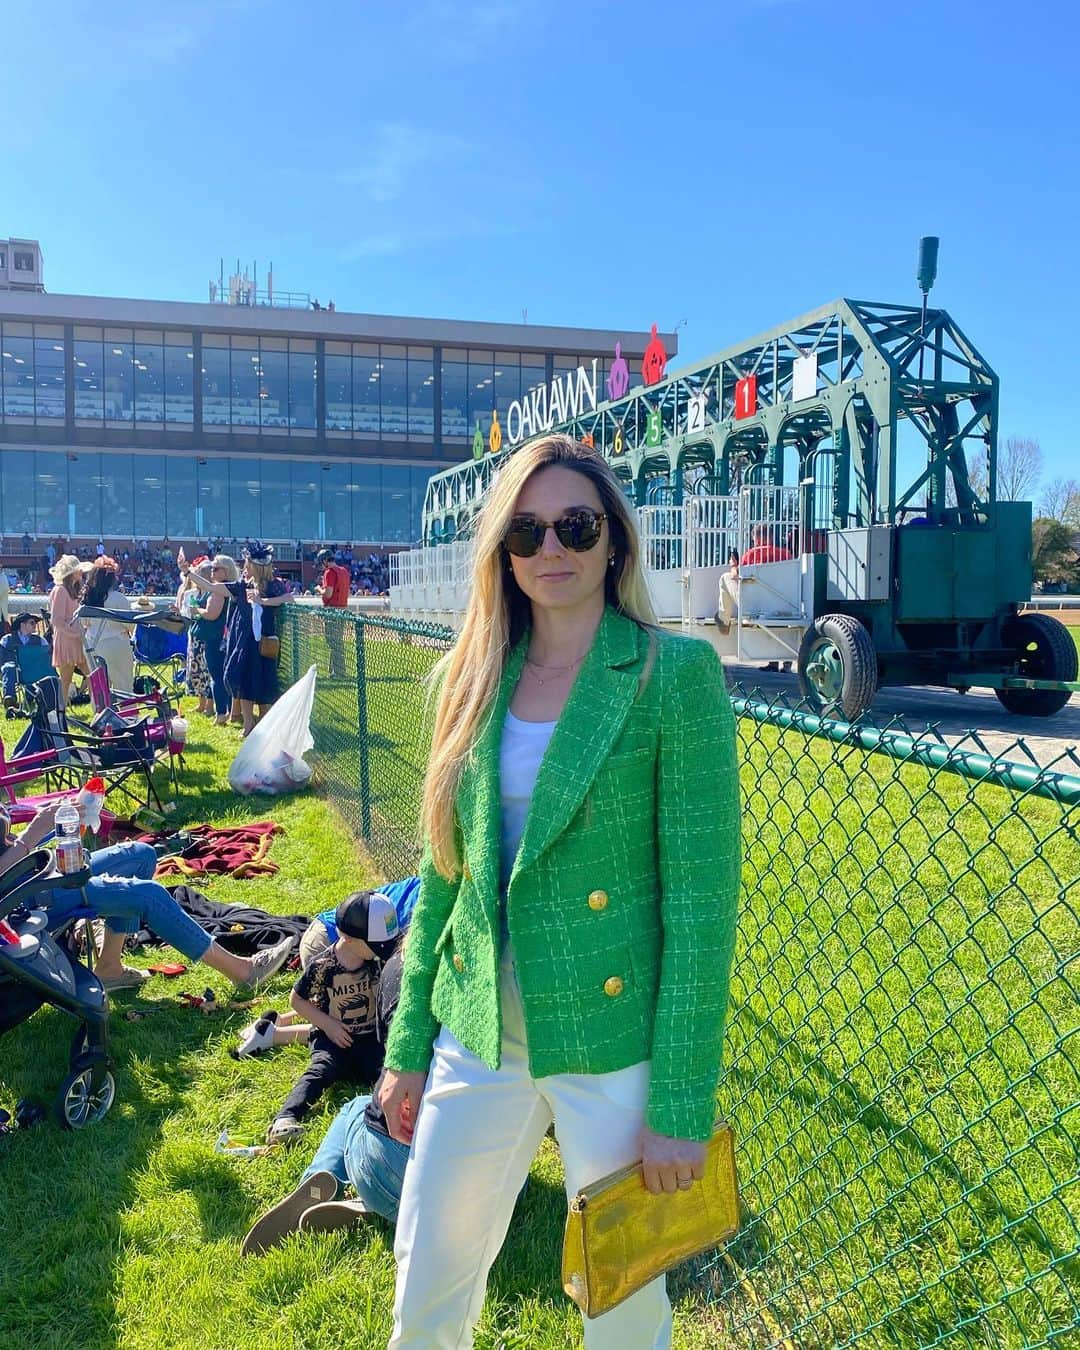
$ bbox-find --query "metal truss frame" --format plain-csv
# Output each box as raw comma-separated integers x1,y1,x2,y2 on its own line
419,299,999,545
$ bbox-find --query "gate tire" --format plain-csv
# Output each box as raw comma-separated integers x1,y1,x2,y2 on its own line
797,614,878,720
994,612,1077,717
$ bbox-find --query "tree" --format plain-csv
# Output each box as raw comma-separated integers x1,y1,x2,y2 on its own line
1039,477,1080,527
1030,516,1079,586
996,436,1043,502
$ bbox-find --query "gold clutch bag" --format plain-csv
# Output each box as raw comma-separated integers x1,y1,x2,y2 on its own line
562,1122,739,1319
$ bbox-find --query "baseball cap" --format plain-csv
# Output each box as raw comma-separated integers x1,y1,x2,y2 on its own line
335,890,400,959
316,548,334,564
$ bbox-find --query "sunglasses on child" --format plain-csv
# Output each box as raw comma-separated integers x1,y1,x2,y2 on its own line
502,508,608,558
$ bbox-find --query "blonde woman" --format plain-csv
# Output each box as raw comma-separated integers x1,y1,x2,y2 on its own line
378,436,742,1349
181,542,286,735
48,554,92,703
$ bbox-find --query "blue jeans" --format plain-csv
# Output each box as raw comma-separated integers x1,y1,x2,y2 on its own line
44,841,213,961
202,638,230,716
302,1095,410,1224
2,661,16,702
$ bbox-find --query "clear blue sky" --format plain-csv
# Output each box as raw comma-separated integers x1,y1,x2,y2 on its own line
3,0,1077,484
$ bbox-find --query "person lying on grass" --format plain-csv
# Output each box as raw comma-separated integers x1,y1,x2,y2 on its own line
264,890,401,1145
241,942,411,1254
0,801,293,992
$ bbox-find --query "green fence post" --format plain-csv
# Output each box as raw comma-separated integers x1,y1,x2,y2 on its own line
354,614,372,838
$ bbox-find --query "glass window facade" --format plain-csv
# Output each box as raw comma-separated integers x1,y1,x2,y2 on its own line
0,313,621,543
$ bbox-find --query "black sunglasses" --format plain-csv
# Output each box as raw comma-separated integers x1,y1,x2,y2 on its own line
502,509,608,558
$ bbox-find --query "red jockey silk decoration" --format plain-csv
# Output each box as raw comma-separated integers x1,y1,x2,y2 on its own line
641,325,667,387
734,375,757,420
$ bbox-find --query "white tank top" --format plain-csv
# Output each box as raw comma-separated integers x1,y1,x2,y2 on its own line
499,709,556,918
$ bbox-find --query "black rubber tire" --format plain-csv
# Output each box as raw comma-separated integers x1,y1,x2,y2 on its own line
54,1058,116,1130
994,612,1078,717
797,614,878,720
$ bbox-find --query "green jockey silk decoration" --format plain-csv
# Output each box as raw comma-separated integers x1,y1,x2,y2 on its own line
641,324,667,386
646,407,663,446
473,420,484,459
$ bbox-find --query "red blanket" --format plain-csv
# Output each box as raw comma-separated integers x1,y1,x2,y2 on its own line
150,822,284,880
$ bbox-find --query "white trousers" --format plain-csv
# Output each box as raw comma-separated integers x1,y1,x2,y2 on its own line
389,950,672,1349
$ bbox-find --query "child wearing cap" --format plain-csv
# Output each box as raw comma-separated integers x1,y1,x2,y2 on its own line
267,890,400,1145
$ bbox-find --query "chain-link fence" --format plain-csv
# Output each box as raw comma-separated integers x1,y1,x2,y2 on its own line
278,604,1079,1348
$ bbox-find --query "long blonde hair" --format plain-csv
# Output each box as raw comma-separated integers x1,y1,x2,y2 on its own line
421,435,656,879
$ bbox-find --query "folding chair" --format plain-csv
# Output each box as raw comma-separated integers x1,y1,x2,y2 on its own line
17,676,167,815
87,661,183,792
133,621,189,694
3,639,58,720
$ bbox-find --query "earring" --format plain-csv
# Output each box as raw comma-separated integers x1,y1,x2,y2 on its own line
608,554,615,567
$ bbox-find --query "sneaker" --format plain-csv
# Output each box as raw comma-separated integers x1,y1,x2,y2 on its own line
299,1197,375,1236
240,1169,339,1256
230,1011,279,1059
243,938,295,992
267,1115,307,1146
714,614,731,636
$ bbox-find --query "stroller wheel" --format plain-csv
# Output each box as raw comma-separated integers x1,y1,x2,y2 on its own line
54,1058,116,1129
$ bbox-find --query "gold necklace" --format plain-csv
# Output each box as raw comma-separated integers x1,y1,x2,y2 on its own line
524,651,586,687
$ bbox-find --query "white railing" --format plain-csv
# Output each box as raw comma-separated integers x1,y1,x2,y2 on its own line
389,490,807,630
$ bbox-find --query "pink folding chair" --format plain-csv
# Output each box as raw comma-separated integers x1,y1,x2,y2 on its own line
0,739,118,838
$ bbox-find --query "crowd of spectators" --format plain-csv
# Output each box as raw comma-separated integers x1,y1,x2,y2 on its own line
4,537,391,598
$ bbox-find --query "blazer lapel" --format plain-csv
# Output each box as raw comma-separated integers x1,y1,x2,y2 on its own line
511,607,643,880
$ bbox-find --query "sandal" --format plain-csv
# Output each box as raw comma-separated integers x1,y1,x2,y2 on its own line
100,966,151,990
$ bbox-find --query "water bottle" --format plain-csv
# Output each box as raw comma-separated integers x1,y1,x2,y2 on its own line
54,799,83,875
76,776,106,834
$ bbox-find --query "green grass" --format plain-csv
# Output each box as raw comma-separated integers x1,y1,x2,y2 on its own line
2,621,1078,1349
285,616,1080,1348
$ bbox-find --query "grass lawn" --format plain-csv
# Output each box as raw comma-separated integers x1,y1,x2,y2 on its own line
2,627,1077,1349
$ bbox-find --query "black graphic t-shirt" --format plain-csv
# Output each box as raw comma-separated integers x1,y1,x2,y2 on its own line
294,947,384,1077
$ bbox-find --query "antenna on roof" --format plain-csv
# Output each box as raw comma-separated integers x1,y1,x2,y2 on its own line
522,308,528,324
916,236,939,385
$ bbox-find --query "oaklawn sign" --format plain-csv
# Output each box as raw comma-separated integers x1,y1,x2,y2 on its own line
505,359,599,447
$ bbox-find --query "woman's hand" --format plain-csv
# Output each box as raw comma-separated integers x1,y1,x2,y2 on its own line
378,1068,428,1144
640,1127,707,1195
21,803,60,849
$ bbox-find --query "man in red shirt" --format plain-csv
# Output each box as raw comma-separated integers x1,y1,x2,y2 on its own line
317,548,351,676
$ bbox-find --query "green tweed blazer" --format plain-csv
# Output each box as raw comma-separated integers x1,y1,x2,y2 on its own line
385,604,742,1141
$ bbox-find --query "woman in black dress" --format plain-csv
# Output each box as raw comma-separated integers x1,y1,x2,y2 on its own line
181,542,287,735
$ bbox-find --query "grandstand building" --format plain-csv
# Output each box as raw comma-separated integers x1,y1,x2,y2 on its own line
0,243,671,550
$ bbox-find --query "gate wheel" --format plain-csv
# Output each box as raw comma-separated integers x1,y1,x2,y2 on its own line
995,612,1077,717
798,614,878,720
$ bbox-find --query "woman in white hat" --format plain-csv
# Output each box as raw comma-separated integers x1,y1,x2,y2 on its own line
48,554,91,703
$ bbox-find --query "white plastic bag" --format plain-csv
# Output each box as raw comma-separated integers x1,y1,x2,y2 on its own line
228,664,317,796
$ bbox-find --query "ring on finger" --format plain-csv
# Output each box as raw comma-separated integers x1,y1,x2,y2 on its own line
677,1177,693,1190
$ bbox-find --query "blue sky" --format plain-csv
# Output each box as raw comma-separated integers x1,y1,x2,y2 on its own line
3,0,1077,484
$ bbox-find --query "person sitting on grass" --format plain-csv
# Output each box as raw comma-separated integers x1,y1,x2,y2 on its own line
231,876,420,1058
0,801,295,993
266,890,401,1145
241,942,410,1252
